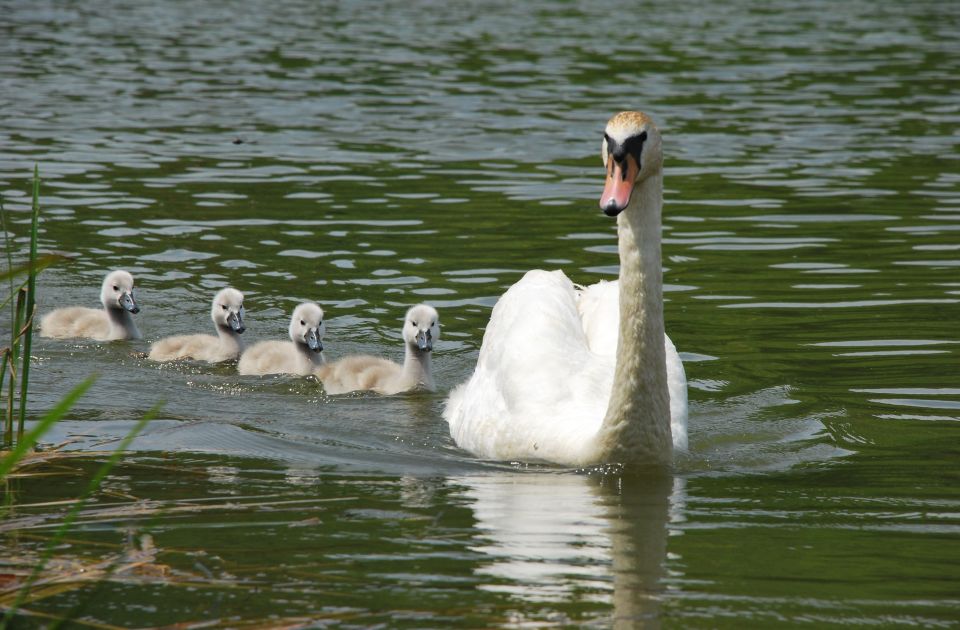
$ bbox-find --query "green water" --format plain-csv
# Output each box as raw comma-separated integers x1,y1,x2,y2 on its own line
2,0,959,626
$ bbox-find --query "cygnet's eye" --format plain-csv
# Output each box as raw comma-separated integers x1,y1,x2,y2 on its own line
222,304,228,310
431,321,436,327
300,320,305,326
411,321,418,327
113,285,119,291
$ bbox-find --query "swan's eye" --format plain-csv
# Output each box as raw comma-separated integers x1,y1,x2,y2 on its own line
222,305,228,310
411,321,418,327
113,285,119,291
300,320,305,326
431,321,436,327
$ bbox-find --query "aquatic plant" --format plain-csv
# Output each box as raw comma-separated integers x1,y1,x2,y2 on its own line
1,167,85,455
0,167,163,626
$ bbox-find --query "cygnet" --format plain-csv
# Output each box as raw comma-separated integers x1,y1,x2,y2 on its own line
39,270,141,341
316,304,439,395
238,302,325,376
148,287,246,363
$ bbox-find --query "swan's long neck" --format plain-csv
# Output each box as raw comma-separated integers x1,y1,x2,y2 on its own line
106,306,140,340
402,344,434,391
216,324,244,356
595,171,672,465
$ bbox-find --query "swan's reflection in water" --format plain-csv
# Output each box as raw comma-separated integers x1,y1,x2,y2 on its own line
453,471,683,626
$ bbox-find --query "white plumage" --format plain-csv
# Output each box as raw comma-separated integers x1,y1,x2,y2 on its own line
238,302,325,376
39,270,141,341
444,112,688,467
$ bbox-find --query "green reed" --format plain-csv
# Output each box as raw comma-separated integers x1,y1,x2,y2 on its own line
1,403,161,628
0,167,163,625
2,165,42,448
1,165,82,465
1,167,67,450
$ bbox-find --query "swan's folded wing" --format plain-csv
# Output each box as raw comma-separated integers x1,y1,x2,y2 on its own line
446,270,611,460
576,279,619,356
148,334,216,362
39,307,110,340
238,340,293,376
665,334,688,450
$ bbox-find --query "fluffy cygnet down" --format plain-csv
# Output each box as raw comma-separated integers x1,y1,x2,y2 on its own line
39,270,141,341
148,288,246,363
237,302,325,376
316,304,439,395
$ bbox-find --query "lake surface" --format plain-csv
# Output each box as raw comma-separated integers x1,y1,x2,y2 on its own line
2,0,959,626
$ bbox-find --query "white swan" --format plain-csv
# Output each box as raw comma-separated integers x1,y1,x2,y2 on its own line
444,111,688,467
237,302,326,376
39,270,141,341
316,304,439,395
148,287,246,363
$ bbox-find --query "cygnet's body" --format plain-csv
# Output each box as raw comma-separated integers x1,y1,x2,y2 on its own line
316,304,439,395
39,270,141,341
148,288,246,363
238,302,325,376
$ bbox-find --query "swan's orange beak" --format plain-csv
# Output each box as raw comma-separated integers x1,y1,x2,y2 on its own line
600,155,639,217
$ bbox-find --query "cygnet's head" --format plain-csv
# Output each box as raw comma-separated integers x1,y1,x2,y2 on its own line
100,270,139,314
211,288,245,333
289,302,325,353
403,304,439,352
599,111,663,216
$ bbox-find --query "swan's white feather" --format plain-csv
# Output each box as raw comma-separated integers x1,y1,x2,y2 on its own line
237,340,313,376
39,307,112,340
316,355,406,395
447,270,610,462
445,270,688,462
148,333,232,363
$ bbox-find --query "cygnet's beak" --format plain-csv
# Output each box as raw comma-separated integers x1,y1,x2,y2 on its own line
228,311,245,334
120,291,140,314
416,329,433,352
600,154,639,217
305,327,323,352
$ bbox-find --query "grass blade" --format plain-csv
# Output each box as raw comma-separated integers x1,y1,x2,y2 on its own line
5,290,26,447
0,349,8,401
0,349,9,447
1,402,162,627
18,166,41,440
0,255,64,288
0,375,97,481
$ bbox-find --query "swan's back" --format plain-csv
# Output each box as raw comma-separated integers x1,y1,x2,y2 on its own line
445,270,613,462
316,355,401,395
576,279,619,355
444,270,688,461
238,340,317,376
148,334,226,363
39,307,110,340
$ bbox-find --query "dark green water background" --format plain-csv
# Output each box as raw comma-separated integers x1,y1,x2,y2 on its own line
2,0,959,626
